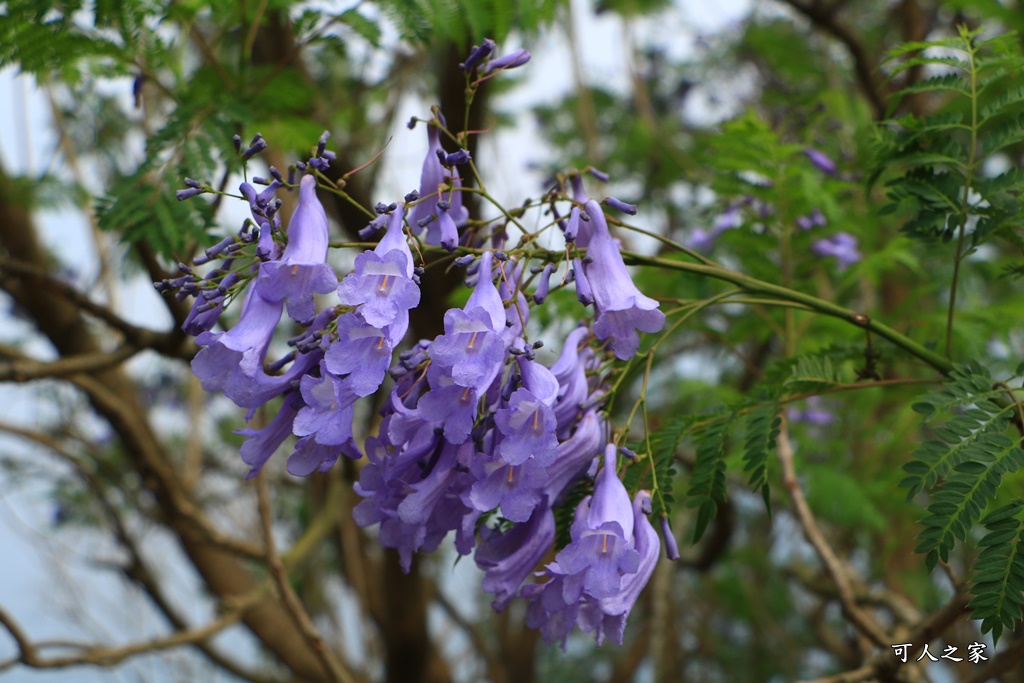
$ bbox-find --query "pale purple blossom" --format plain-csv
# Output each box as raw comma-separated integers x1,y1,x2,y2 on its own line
812,232,861,270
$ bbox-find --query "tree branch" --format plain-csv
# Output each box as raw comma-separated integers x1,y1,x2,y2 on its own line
0,256,189,358
777,424,890,648
777,0,888,119
256,472,358,683
0,599,255,671
0,343,141,382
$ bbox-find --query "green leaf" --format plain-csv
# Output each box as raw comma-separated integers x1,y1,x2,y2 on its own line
741,402,781,515
968,499,1024,644
686,414,732,543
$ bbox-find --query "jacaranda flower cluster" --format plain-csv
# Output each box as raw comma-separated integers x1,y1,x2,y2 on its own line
161,42,673,648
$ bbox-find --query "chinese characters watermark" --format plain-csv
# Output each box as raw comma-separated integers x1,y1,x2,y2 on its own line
891,642,989,665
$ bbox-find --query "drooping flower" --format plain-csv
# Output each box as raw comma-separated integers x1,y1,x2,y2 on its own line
553,445,640,601
291,361,359,448
494,355,559,467
427,251,508,394
323,314,395,397
256,175,339,322
467,452,549,522
581,200,665,360
576,490,661,645
236,390,303,480
337,207,420,329
191,286,284,402
476,499,555,611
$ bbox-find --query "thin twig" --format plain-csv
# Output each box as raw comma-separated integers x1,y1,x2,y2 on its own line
0,600,255,670
0,344,141,382
776,424,890,648
256,472,356,683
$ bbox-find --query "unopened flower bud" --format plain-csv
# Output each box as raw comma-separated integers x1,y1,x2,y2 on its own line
660,516,680,560
605,196,637,215
462,38,496,71
486,48,531,73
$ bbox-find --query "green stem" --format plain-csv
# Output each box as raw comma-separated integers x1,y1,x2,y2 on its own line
946,38,980,359
622,252,954,375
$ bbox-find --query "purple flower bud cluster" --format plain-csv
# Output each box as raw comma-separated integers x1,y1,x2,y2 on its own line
164,40,673,647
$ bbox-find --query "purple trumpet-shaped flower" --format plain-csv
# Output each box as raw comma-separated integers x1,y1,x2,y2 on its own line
581,200,665,360
236,390,303,480
287,436,348,477
256,175,339,322
467,449,548,522
408,119,468,236
427,251,508,394
811,232,861,270
292,361,359,448
485,48,531,73
416,364,483,444
476,499,555,611
554,445,640,601
323,314,395,397
191,286,283,401
338,248,419,328
523,573,579,648
576,490,661,645
337,206,419,329
495,355,559,467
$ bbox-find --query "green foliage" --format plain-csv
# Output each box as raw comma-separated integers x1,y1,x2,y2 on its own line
784,355,847,393
968,499,1024,644
553,473,592,551
377,0,562,44
900,362,1024,639
900,362,1011,500
686,414,731,542
741,401,781,514
96,100,243,256
875,27,1024,251
624,416,688,517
